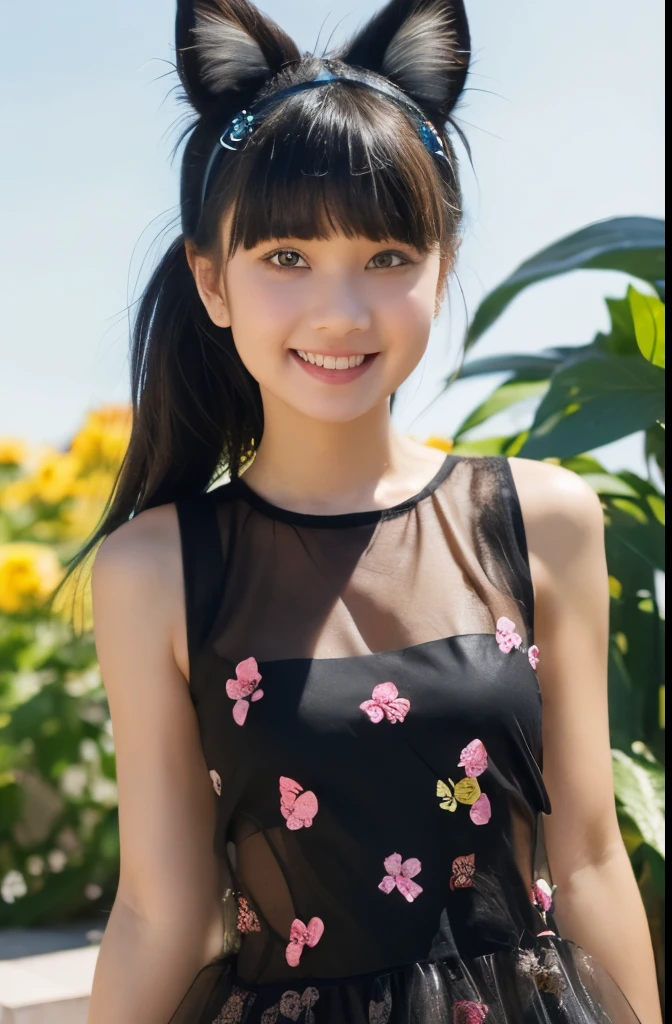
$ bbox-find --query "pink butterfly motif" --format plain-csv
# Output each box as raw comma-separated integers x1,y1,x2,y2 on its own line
236,895,261,934
450,853,476,890
378,853,423,902
226,657,263,726
528,644,541,671
360,682,410,724
213,986,255,1024
457,739,488,778
532,878,554,913
285,916,324,967
495,616,523,653
453,1002,489,1024
470,793,492,825
279,776,319,830
209,769,222,796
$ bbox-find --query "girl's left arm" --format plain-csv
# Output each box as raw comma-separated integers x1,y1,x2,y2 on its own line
509,457,662,1024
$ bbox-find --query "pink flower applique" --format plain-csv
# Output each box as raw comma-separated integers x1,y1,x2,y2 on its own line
226,657,263,726
285,916,324,967
261,1008,279,1024
236,895,261,934
450,853,476,890
470,793,492,825
360,682,410,724
453,1001,489,1024
369,989,392,1024
279,777,319,830
213,986,256,1024
531,877,556,935
209,769,222,796
457,739,488,778
495,617,540,669
495,616,523,653
378,853,423,902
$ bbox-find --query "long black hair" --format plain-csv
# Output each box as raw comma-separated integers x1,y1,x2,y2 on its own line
57,0,471,599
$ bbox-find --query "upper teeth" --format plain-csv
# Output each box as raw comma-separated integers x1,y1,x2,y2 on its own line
295,351,366,369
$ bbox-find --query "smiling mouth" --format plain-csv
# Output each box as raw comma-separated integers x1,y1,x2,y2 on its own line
294,350,367,370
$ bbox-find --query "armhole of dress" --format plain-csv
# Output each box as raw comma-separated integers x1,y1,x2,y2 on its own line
174,495,225,696
500,456,536,642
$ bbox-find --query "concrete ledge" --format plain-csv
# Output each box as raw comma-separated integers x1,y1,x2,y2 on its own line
0,945,99,1024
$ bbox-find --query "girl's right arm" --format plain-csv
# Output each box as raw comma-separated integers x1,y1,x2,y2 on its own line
87,504,224,1024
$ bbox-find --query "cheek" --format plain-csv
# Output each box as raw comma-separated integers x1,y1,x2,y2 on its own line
225,267,302,364
378,277,436,366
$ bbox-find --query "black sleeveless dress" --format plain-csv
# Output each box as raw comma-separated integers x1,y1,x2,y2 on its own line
169,454,640,1024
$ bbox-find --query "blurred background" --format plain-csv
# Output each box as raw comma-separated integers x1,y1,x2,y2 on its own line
0,0,665,1014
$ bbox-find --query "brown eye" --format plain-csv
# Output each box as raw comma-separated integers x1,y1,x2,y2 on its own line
269,250,306,269
369,252,407,269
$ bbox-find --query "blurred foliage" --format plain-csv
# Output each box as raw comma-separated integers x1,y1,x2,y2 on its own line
442,215,665,999
0,406,130,924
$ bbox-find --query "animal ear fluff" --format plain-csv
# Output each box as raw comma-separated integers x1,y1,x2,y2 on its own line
338,0,471,120
175,0,301,115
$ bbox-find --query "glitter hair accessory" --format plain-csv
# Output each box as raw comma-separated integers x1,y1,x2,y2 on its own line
199,66,449,215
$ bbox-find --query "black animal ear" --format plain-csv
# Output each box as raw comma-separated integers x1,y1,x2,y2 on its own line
338,0,470,119
175,0,301,115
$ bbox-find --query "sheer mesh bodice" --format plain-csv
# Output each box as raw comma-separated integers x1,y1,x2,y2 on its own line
169,455,640,1024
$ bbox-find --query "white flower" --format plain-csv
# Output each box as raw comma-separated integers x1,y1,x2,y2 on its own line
47,849,67,873
26,856,45,876
2,870,28,903
60,765,88,799
90,777,118,807
79,739,100,763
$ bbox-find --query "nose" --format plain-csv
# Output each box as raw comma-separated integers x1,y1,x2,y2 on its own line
305,273,372,337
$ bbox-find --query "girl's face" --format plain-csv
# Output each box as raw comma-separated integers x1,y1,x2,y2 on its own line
196,220,444,423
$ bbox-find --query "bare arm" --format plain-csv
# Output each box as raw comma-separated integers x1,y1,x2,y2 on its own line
87,504,224,1024
510,457,662,1024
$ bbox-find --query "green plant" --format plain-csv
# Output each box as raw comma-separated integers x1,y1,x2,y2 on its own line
446,215,665,995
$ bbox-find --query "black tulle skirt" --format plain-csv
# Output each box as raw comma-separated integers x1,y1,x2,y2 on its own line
167,935,640,1024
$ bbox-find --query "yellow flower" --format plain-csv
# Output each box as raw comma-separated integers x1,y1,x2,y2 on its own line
29,449,80,504
70,405,131,471
425,436,454,454
453,777,482,805
0,438,29,466
0,543,63,614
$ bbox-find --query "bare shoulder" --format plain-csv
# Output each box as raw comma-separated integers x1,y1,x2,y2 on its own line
91,503,187,674
506,456,605,568
92,502,182,593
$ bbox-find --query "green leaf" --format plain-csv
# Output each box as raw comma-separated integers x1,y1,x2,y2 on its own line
628,287,666,368
452,436,513,457
450,351,567,384
467,217,665,349
520,356,665,459
612,748,665,859
454,380,549,439
646,423,666,480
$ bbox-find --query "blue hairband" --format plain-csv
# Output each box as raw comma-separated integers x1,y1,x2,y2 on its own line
199,67,448,215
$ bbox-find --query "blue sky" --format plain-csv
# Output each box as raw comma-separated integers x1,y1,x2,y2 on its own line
0,0,664,472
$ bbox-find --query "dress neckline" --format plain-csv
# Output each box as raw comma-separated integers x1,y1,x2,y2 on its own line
228,452,460,529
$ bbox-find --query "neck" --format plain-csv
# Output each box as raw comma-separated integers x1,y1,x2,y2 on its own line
240,393,431,516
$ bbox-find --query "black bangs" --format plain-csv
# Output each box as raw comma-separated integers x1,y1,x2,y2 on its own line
217,85,458,259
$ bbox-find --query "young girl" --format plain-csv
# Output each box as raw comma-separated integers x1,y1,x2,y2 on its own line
82,1,662,1022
